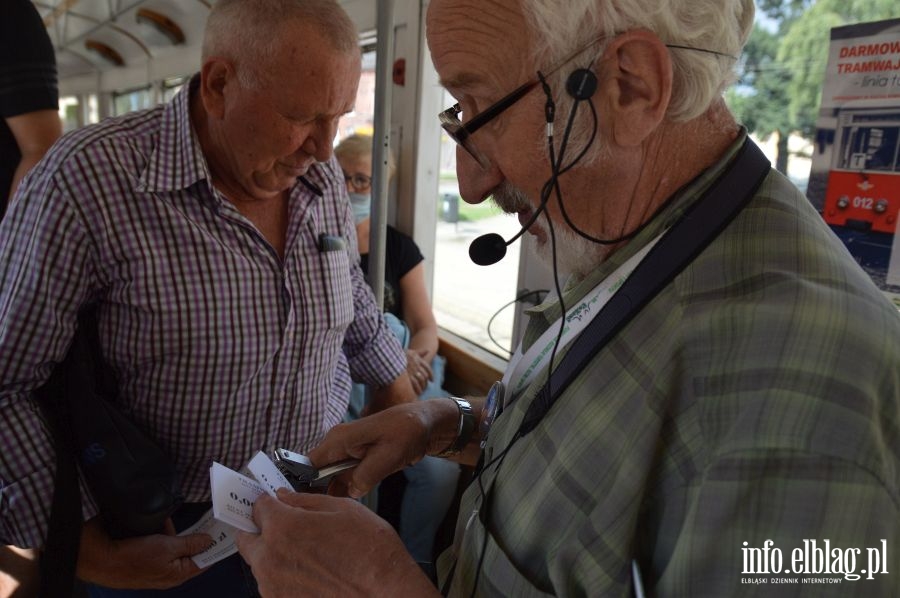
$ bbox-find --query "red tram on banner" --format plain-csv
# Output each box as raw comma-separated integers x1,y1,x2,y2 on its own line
822,103,900,234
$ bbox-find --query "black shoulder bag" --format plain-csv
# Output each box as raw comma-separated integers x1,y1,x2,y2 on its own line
34,308,183,597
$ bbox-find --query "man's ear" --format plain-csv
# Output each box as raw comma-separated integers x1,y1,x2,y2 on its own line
599,30,673,147
198,58,234,120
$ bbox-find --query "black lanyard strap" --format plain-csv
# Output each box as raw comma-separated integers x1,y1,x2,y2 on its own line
519,138,771,436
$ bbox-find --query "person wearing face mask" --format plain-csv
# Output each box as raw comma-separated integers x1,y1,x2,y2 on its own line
335,133,460,580
347,180,373,227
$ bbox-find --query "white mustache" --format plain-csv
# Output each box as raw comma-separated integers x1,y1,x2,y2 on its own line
490,181,532,214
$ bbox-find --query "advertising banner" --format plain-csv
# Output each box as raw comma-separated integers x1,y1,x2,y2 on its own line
807,18,900,308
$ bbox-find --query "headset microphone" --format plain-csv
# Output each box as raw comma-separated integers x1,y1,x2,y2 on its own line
468,66,598,266
468,201,550,266
466,64,599,596
468,233,508,266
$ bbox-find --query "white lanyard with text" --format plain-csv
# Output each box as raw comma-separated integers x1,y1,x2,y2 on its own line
501,234,662,407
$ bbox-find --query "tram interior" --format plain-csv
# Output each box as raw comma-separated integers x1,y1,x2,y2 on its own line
31,0,557,395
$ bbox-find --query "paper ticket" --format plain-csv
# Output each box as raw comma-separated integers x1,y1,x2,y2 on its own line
246,451,292,496
186,451,296,568
210,461,267,533
178,509,239,568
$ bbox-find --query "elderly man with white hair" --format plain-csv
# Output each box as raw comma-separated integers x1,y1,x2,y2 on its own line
236,0,900,596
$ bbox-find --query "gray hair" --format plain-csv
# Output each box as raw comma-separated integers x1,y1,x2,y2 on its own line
521,0,754,122
203,0,359,88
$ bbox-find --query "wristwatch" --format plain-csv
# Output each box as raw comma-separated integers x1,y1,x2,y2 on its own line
436,397,476,457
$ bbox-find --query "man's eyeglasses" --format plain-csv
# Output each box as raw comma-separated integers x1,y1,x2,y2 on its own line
438,36,736,171
439,81,540,170
342,171,372,191
437,38,605,171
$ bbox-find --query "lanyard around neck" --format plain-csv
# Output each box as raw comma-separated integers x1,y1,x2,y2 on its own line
501,234,663,406
517,138,771,437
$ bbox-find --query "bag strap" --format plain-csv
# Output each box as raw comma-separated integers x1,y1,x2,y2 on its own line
518,138,771,436
35,311,99,598
37,384,82,598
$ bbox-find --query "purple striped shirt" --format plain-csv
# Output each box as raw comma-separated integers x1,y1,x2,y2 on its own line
0,80,406,547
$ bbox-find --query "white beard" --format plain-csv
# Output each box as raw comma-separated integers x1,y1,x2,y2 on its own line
491,181,607,279
536,223,608,280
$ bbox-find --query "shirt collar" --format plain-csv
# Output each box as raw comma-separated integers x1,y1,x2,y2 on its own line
138,74,209,194
300,157,339,198
526,128,749,324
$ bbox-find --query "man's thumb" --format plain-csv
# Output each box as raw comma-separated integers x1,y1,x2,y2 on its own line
179,533,214,556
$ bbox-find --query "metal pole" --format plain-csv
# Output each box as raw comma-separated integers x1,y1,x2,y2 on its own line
368,0,395,309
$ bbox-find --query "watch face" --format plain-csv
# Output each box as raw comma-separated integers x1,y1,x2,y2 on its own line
480,381,504,447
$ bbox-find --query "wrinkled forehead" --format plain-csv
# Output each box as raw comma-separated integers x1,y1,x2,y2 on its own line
273,23,359,75
244,64,356,135
426,0,534,93
265,30,360,104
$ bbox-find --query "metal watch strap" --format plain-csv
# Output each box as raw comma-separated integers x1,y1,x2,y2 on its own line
436,397,476,457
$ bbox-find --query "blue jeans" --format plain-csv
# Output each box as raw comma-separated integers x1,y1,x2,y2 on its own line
397,451,459,566
347,314,460,566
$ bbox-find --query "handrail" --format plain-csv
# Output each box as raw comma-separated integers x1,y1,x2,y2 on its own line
368,0,395,308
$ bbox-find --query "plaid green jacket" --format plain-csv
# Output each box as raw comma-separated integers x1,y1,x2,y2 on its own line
439,135,900,597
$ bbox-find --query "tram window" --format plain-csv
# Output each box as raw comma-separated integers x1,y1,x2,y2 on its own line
335,45,518,357
58,96,81,133
58,94,100,132
162,76,189,103
865,127,899,171
842,126,900,172
431,90,520,357
113,86,153,116
337,49,376,141
85,95,100,125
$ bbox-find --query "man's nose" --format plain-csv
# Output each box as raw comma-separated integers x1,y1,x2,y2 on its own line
302,120,339,163
455,145,503,205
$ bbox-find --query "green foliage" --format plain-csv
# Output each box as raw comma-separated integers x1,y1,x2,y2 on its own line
730,0,900,168
836,0,900,22
728,24,792,138
777,6,845,136
756,0,811,23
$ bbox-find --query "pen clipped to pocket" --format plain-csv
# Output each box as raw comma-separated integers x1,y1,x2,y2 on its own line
318,233,347,252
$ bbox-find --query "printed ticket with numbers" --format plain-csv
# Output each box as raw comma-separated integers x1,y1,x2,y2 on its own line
209,462,268,533
178,451,293,568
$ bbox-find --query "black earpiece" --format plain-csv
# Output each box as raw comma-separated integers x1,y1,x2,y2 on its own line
565,68,597,101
